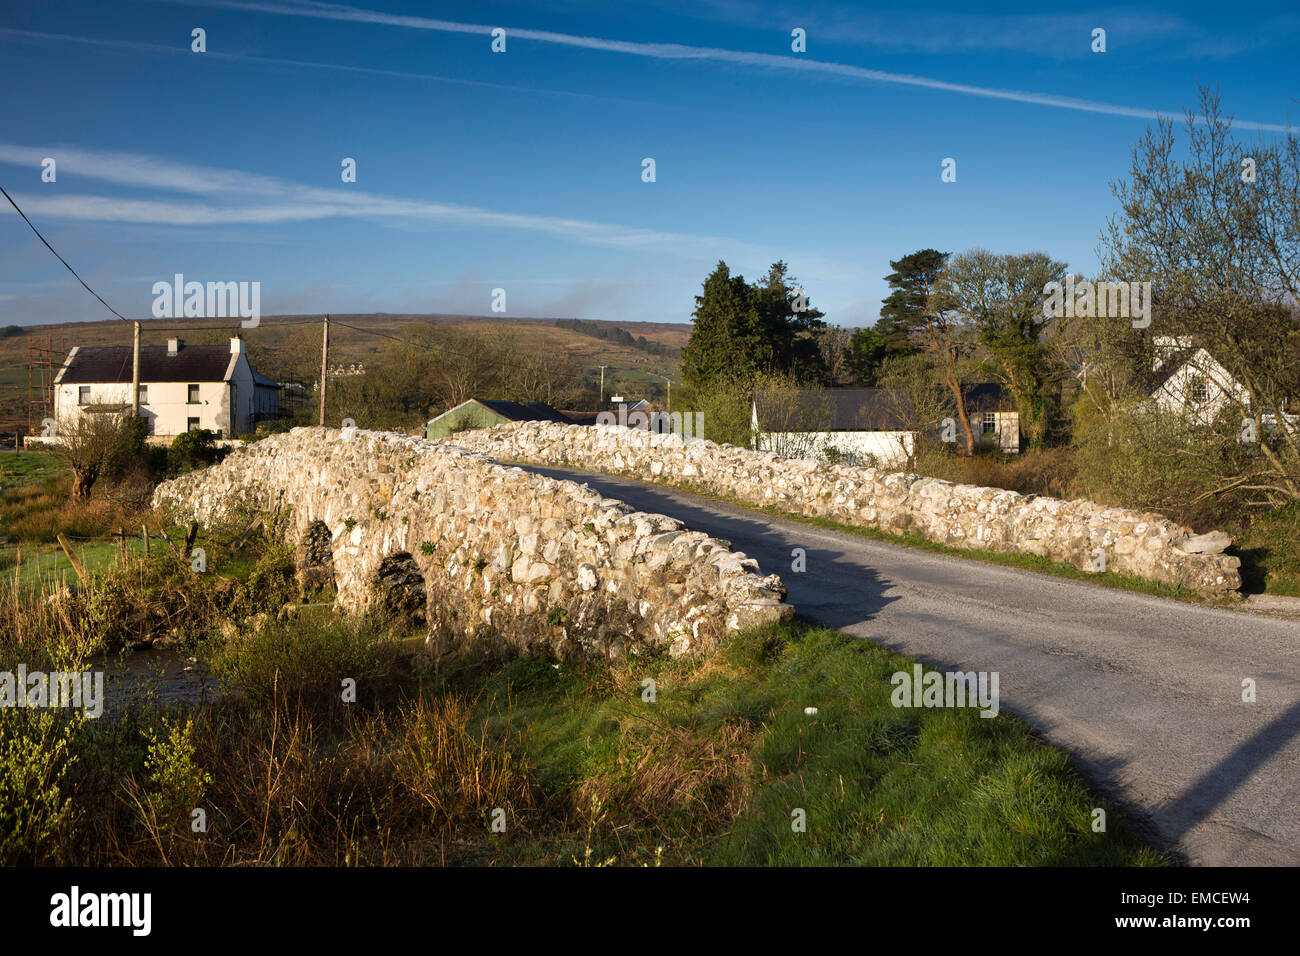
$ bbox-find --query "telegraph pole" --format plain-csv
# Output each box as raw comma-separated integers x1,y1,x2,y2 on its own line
319,314,329,426
598,365,608,404
131,321,140,417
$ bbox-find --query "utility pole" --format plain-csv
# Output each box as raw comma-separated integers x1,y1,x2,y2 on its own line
665,377,671,414
598,365,608,405
131,321,140,417
319,314,329,426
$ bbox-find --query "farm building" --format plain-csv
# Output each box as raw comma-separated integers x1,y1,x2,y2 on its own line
52,336,279,438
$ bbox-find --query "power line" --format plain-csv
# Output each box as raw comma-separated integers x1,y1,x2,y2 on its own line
148,318,325,331
0,318,324,338
0,184,130,321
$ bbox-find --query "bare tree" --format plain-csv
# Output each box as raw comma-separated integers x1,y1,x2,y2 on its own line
751,371,835,459
877,352,957,468
814,326,853,385
428,327,502,411
1099,85,1300,506
936,249,1068,447
56,410,138,500
911,290,976,454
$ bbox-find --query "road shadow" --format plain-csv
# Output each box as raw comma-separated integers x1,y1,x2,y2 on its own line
1156,696,1300,856
523,465,899,626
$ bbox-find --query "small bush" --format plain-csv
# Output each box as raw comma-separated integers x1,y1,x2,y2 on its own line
169,429,223,473
0,712,81,865
140,714,212,826
209,617,399,715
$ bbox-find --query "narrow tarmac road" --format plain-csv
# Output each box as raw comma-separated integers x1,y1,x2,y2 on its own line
528,465,1300,866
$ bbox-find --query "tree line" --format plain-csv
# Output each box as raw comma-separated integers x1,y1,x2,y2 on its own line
553,318,677,357
678,85,1300,524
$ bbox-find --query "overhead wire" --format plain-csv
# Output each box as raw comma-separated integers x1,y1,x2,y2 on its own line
0,184,131,321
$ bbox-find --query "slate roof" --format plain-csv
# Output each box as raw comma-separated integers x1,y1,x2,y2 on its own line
754,385,1011,432
57,345,234,384
474,400,574,424
557,410,601,426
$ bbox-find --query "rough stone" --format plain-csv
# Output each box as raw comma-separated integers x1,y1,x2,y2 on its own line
449,421,1242,598
153,426,791,659
1179,531,1232,555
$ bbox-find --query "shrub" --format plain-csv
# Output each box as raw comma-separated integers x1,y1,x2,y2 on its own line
168,429,222,473
209,617,399,715
0,711,81,865
140,715,212,826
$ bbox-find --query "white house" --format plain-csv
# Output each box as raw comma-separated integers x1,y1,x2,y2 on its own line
53,336,279,438
1149,336,1297,432
751,386,1020,469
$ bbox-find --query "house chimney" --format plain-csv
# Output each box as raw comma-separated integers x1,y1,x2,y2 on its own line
230,336,242,355
167,337,181,356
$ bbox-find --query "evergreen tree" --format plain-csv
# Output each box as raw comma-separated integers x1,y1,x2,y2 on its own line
880,249,950,338
753,261,827,381
682,260,828,388
681,261,767,387
845,326,891,384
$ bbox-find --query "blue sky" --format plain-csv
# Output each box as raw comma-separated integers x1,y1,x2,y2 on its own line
2,0,1297,329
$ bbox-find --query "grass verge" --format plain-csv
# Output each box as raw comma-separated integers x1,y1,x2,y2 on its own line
2,610,1165,866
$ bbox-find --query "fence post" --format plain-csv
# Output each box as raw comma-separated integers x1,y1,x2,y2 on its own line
143,524,149,555
55,534,86,583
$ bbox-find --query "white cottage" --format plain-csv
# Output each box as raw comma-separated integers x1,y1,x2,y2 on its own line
53,336,279,438
1148,336,1298,434
1149,336,1251,423
751,386,1020,468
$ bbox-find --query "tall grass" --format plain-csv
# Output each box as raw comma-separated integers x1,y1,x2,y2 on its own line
1,504,1166,866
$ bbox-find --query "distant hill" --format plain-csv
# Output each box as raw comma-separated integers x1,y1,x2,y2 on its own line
0,313,690,429
553,318,678,357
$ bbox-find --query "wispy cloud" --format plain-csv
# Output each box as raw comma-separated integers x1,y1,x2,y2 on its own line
0,143,856,279
640,1,1295,60
0,26,700,115
157,0,1293,132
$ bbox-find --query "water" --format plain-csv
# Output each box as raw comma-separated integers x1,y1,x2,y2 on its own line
96,645,221,717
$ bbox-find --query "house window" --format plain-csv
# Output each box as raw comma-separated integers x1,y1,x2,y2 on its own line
187,417,201,432
187,384,200,404
982,411,997,434
1189,375,1209,403
137,384,148,405
78,386,90,406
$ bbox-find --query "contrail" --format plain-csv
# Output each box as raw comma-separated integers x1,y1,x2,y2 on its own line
160,0,1292,133
0,27,693,114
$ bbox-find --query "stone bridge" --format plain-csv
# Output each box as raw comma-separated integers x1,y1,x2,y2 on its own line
152,427,792,659
450,421,1243,598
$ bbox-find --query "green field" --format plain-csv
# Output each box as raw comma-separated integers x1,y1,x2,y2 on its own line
0,450,65,492
0,450,150,591
0,539,142,590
